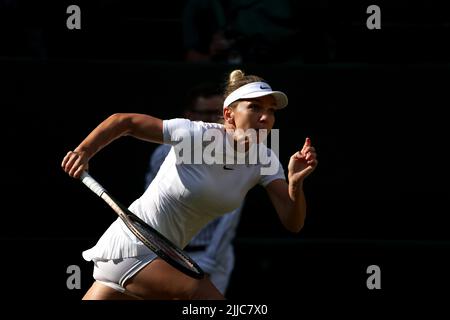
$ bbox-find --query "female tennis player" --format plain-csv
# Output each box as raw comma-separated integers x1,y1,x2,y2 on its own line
61,69,318,300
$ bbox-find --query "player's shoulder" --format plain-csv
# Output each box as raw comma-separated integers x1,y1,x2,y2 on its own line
191,120,224,130
166,118,223,131
189,120,225,138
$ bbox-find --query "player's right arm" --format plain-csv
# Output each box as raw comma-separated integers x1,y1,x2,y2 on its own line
62,113,163,179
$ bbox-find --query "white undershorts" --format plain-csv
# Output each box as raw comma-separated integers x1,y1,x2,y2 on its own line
92,252,158,293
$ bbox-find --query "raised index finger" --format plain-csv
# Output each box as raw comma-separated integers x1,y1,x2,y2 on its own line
301,137,311,154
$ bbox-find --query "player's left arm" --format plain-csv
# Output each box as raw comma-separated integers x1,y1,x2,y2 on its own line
265,138,318,233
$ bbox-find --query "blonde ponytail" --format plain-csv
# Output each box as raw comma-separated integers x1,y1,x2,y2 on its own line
228,69,245,86
224,69,264,98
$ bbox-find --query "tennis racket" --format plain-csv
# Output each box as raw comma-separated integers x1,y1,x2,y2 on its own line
79,171,204,279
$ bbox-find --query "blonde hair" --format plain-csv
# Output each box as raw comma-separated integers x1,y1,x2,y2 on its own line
224,69,265,99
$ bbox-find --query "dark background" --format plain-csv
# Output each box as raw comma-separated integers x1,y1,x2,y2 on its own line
1,0,449,309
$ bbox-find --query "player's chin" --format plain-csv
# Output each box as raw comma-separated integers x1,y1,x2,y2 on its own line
256,136,267,144
255,128,271,142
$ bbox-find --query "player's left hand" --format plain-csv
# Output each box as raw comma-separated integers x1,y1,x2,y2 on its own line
288,137,318,184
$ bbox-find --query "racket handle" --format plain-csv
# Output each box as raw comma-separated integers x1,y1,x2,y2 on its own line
80,171,106,197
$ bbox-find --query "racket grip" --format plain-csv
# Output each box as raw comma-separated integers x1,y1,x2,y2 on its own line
80,171,106,197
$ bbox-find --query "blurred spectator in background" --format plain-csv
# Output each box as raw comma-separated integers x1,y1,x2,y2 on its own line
182,0,304,64
0,0,47,58
144,82,243,295
182,0,231,62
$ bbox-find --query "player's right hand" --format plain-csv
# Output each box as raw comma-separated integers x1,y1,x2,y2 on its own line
61,150,89,179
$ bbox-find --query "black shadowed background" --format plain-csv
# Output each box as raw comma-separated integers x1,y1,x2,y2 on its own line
1,0,449,312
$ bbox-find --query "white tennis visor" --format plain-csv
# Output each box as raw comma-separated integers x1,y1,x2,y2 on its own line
223,81,288,109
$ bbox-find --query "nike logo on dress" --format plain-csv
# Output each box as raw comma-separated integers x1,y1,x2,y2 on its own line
223,165,234,170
